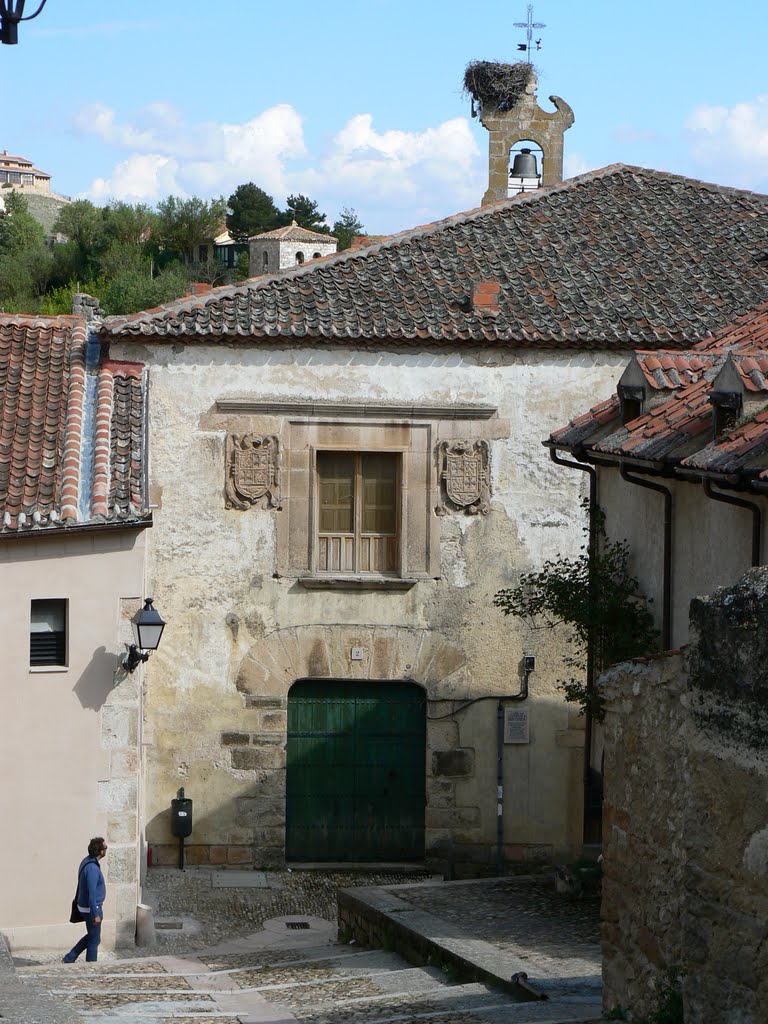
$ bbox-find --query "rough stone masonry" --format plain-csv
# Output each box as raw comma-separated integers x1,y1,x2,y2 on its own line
600,567,768,1023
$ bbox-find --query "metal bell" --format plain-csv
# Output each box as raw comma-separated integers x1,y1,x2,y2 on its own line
510,148,539,179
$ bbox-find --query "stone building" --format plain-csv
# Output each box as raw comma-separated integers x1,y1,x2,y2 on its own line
0,149,70,237
249,220,337,276
0,311,151,952
100,165,768,874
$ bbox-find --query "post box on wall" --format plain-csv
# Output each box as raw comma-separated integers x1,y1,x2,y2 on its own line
171,792,193,838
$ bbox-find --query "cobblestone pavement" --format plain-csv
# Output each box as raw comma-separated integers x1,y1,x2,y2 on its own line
133,868,431,956
387,877,601,982
6,870,602,1024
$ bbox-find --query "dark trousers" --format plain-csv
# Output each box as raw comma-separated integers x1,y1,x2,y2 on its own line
63,915,101,962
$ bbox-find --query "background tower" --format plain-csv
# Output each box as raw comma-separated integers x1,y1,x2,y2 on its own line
464,62,574,204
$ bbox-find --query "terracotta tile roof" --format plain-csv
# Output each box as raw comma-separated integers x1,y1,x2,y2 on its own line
253,221,337,243
593,374,718,462
549,300,768,483
635,351,716,389
101,165,768,348
0,316,149,535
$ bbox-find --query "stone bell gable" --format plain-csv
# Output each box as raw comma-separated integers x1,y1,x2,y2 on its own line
464,61,574,203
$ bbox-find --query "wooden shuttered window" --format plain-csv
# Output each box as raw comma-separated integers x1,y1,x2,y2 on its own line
317,452,399,573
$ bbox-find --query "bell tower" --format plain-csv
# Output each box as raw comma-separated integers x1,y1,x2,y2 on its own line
464,62,574,205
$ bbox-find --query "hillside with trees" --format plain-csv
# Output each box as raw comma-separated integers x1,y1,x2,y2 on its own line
0,185,363,316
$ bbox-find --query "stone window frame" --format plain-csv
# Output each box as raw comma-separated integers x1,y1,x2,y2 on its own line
213,400,502,591
285,417,429,590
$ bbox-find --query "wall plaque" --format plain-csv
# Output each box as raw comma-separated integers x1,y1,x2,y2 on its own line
225,433,280,510
503,707,530,744
436,439,490,515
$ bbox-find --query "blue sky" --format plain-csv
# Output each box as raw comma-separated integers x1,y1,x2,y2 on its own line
2,0,767,233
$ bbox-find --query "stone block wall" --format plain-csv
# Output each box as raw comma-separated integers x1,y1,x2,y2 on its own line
601,568,768,1023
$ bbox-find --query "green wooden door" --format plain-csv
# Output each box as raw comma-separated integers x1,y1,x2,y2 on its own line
286,680,426,861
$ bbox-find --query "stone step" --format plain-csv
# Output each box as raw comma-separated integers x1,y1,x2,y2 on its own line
20,945,602,1024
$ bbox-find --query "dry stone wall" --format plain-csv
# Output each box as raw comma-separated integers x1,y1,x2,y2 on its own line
601,567,768,1023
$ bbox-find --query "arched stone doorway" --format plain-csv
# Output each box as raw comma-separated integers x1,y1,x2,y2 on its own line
234,623,468,864
286,678,425,862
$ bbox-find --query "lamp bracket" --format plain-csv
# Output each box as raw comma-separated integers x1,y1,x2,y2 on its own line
122,644,150,674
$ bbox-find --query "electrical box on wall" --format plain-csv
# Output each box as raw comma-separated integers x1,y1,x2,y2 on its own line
504,707,530,744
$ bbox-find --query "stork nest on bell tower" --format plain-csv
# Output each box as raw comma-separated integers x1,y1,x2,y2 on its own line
463,61,535,113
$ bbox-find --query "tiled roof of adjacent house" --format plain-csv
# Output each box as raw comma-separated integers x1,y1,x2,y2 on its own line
101,165,768,347
0,315,150,535
549,300,768,485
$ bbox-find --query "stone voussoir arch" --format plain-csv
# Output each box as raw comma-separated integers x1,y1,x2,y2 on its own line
235,623,469,701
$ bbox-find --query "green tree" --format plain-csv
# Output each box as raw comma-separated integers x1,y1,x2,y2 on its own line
102,201,155,247
154,195,227,263
278,193,330,233
226,183,279,243
332,207,364,250
53,199,104,251
51,199,109,285
0,191,52,308
95,260,188,316
493,500,658,719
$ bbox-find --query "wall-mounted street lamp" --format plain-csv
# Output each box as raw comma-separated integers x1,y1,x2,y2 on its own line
0,1,48,45
122,598,166,673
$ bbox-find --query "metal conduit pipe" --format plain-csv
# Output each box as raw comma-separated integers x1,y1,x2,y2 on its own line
547,448,597,843
702,478,762,567
619,464,673,650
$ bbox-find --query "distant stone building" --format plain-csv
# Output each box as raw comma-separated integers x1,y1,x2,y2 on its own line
0,149,70,237
249,220,337,276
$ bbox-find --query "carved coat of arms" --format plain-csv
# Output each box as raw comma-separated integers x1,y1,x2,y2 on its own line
225,434,280,510
437,439,490,515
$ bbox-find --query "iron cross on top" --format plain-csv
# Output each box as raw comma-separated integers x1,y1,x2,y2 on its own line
514,3,546,63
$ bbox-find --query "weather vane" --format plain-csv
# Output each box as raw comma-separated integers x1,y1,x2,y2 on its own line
514,4,545,64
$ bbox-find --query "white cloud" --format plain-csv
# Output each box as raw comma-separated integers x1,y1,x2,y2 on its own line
76,101,485,230
86,154,183,204
317,115,483,218
564,153,592,179
686,95,768,183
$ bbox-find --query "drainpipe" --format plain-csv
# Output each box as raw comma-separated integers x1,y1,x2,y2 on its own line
429,670,529,878
548,448,597,845
702,478,761,567
495,667,531,876
619,464,672,650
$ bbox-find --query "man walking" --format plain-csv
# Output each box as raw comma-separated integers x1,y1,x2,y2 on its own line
62,837,107,963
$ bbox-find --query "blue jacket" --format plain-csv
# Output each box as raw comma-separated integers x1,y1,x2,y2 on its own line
76,856,106,918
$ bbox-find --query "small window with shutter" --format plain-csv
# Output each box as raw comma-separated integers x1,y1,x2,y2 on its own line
30,599,67,668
